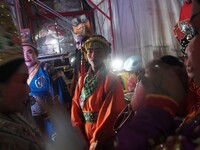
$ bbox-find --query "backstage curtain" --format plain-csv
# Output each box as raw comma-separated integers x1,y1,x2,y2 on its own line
87,0,182,65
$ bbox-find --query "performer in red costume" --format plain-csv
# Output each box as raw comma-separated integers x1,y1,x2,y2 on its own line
174,0,200,116
71,35,125,150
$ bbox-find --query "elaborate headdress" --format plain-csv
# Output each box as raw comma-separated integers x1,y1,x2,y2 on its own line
0,1,23,67
71,14,93,39
22,42,38,56
173,0,200,55
173,19,196,54
82,35,111,54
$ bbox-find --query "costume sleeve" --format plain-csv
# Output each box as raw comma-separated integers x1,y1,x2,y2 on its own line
71,76,87,138
114,94,180,149
46,63,72,111
91,75,125,147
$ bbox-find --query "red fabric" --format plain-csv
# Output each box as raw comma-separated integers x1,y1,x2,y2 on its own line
185,79,200,113
144,94,180,117
174,2,192,45
71,72,125,149
179,2,192,21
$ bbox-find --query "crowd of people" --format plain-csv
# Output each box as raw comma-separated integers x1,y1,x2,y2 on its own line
2,0,200,149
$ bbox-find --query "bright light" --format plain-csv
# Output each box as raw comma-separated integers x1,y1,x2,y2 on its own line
51,39,58,45
123,55,142,72
70,56,76,64
111,58,123,71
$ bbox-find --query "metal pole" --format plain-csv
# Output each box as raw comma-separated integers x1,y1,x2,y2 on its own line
15,0,22,30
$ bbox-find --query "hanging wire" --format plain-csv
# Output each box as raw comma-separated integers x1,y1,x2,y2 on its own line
31,0,72,25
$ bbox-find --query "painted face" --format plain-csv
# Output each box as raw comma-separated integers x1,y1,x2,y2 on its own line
75,35,85,50
86,47,106,68
184,44,195,79
22,45,38,68
0,63,30,113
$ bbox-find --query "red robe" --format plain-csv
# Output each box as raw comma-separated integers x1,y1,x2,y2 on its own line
71,71,125,149
183,79,200,120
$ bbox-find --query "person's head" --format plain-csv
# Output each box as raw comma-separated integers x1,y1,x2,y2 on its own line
22,43,38,69
0,1,30,113
131,55,188,110
183,44,195,79
75,34,89,50
82,35,111,69
0,54,30,113
145,56,188,92
185,0,200,85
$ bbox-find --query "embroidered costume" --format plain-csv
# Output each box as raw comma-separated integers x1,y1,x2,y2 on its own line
71,65,125,149
184,79,200,115
28,61,72,140
0,112,44,150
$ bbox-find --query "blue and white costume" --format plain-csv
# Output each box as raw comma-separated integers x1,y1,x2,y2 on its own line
28,62,71,141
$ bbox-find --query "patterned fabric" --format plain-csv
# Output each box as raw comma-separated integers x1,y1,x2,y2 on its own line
190,80,200,96
28,62,72,140
184,79,200,115
80,66,107,108
0,112,44,150
82,111,98,122
28,62,71,113
71,69,125,149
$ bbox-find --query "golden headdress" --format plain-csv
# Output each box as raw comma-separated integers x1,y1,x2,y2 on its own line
0,1,23,67
82,34,111,54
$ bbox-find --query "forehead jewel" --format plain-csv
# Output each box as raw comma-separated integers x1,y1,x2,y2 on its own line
173,19,196,54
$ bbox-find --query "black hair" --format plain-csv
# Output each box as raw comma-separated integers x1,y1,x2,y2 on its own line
22,43,38,56
0,59,25,83
161,55,184,68
161,55,188,96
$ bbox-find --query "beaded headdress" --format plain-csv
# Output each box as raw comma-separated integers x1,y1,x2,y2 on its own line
173,19,197,54
173,0,200,55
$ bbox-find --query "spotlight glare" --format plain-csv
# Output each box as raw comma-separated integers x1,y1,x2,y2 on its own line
111,58,123,71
